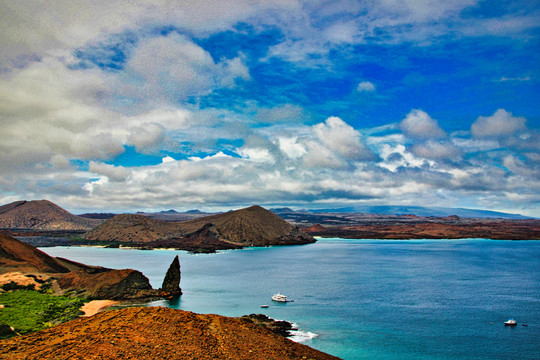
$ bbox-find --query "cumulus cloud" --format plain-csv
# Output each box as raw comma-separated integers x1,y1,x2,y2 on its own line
302,140,345,168
278,137,307,159
237,147,275,164
312,117,375,161
409,140,462,160
121,33,250,104
399,109,446,139
0,1,538,217
471,109,527,138
89,162,131,182
357,81,376,92
0,0,298,71
0,58,125,170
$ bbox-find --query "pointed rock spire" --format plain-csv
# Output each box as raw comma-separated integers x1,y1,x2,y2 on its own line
160,255,182,298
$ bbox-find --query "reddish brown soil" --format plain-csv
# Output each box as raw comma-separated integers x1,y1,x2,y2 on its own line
308,220,540,240
0,307,341,360
303,224,327,232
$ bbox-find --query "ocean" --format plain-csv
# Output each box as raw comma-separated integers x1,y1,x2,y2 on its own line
40,238,540,360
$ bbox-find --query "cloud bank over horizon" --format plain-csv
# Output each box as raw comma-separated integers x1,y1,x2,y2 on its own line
0,0,539,216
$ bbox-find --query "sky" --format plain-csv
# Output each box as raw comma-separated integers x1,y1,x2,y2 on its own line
0,0,539,216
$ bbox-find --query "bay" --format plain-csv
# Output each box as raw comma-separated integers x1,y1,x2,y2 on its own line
40,238,540,360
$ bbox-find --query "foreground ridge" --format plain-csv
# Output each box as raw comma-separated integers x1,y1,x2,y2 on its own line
0,306,341,360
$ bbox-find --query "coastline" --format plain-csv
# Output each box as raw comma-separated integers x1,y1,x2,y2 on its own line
80,300,120,317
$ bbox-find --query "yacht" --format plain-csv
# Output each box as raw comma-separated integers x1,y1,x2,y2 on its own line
504,319,517,326
272,293,290,302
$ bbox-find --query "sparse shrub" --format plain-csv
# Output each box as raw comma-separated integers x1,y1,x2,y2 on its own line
1,281,35,291
0,290,85,338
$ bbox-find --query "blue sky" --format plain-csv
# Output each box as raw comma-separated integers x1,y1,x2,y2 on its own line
0,0,539,216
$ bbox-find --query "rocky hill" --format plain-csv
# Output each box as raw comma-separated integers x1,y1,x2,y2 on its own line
0,200,101,230
0,233,163,299
84,205,316,251
0,232,69,275
303,224,327,233
84,214,179,243
179,205,315,247
0,306,340,360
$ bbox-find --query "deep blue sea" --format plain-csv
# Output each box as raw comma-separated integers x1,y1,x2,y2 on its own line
40,239,540,360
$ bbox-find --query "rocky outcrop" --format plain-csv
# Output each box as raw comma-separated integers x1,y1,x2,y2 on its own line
57,268,157,300
159,255,182,298
0,200,101,230
240,314,295,337
0,233,162,300
0,307,341,360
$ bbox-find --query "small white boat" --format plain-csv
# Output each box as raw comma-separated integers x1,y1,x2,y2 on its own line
260,305,269,308
272,293,292,302
504,319,517,326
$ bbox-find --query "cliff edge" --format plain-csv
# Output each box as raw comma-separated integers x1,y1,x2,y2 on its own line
0,306,341,360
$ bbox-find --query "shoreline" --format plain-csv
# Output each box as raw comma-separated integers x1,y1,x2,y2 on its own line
80,300,120,317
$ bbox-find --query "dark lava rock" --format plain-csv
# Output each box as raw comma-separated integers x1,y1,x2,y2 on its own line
0,324,18,339
160,255,182,298
240,314,295,337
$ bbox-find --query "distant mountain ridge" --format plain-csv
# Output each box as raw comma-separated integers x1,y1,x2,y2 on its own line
0,200,102,230
276,205,530,219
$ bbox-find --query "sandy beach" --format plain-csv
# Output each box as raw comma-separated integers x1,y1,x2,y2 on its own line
80,300,119,317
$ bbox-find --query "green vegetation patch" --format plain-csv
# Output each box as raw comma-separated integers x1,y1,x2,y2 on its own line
0,290,85,339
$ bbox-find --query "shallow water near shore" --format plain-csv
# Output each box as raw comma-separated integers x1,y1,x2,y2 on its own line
41,239,540,360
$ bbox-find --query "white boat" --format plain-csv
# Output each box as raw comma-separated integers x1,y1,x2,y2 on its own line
260,305,269,308
272,293,291,302
504,319,517,326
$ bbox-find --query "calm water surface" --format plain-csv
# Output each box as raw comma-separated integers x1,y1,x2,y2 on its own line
41,239,540,360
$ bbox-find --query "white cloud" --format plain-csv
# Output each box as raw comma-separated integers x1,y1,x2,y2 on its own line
400,109,446,139
0,58,125,170
278,137,307,159
312,116,375,160
0,0,300,71
89,162,131,182
496,76,531,82
121,33,250,103
471,109,527,138
0,1,538,217
410,140,462,160
323,21,359,44
255,104,306,123
357,81,376,92
302,140,345,168
237,147,275,164
127,123,165,152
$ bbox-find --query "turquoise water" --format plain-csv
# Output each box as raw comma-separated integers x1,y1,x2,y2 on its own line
41,239,540,360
